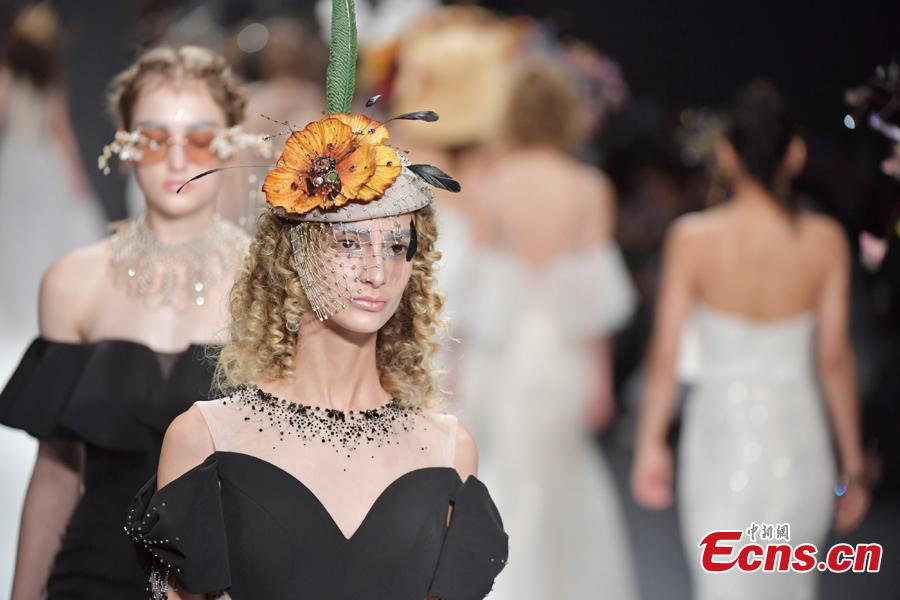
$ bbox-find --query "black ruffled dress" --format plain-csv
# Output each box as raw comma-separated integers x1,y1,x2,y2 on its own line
124,391,509,599
0,338,214,598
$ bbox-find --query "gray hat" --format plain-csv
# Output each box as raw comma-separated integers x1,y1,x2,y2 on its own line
277,157,435,223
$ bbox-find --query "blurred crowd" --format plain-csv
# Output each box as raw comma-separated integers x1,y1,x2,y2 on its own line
0,1,897,599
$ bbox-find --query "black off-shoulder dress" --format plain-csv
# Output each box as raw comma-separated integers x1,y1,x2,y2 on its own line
0,337,214,598
125,391,509,599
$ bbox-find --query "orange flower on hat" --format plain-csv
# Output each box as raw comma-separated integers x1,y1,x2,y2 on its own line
262,114,401,216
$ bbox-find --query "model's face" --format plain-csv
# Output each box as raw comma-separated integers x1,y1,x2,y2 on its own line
130,79,228,219
319,214,415,334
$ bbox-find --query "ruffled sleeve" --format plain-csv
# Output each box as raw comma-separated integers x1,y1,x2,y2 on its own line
0,337,214,451
0,338,92,437
456,244,637,346
125,454,230,597
428,477,509,600
551,242,638,338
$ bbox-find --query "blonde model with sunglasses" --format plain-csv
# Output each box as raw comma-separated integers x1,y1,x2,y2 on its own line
1,46,252,599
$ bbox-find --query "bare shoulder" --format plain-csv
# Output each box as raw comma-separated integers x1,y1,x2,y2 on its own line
158,405,216,488
574,162,614,195
39,238,111,340
567,162,612,207
799,211,847,253
666,210,716,248
658,211,726,277
567,164,617,242
453,419,478,481
585,166,617,211
162,406,215,461
42,239,110,292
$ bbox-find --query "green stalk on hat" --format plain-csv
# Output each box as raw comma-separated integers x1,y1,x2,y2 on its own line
326,0,358,114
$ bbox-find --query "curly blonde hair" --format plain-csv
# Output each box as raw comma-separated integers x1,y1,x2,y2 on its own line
214,205,445,410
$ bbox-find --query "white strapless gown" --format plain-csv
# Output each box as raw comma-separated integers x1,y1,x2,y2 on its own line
679,303,837,600
457,244,640,600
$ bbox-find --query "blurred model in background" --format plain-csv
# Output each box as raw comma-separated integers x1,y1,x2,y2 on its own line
383,6,517,395
632,81,870,600
0,46,250,598
456,50,640,599
0,3,105,339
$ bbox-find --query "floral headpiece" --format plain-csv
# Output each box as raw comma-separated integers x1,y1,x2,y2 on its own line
172,1,460,322
261,108,457,223
179,0,459,224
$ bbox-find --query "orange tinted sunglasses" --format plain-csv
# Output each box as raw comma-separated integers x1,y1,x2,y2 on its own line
136,126,222,166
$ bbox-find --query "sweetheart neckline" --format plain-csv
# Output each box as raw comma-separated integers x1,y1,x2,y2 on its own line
191,451,465,542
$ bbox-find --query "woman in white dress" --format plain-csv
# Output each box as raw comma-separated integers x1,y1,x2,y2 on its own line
385,6,516,395
457,59,640,600
631,80,870,600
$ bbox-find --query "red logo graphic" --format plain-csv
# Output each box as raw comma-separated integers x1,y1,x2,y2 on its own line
698,528,882,573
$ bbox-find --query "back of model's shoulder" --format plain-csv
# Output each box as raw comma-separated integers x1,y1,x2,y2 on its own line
797,211,845,243
665,209,720,249
768,210,842,259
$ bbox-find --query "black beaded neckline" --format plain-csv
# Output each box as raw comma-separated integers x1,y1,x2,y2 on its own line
224,386,417,453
